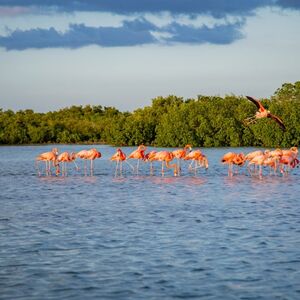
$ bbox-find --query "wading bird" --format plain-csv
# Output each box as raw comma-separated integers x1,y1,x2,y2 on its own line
172,144,192,175
279,147,299,174
57,152,78,176
221,152,245,176
110,148,126,176
144,150,157,175
127,145,146,174
152,151,178,176
184,150,208,174
76,148,101,175
36,148,59,176
244,96,286,131
247,150,270,177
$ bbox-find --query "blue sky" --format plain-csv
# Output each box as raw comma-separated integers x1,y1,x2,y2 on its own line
0,0,299,112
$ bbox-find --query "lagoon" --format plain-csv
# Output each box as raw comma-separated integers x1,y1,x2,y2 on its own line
0,145,299,299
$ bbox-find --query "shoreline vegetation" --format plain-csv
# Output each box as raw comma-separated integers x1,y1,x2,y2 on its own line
0,81,299,148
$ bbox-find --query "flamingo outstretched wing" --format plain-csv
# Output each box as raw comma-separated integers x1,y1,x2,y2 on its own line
267,113,286,131
246,96,265,111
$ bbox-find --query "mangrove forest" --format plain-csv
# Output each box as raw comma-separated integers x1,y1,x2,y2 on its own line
0,81,299,147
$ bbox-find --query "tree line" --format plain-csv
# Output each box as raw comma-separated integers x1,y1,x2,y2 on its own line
0,82,299,147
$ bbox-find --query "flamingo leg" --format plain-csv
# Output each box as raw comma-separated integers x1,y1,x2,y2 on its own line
90,159,94,176
84,160,87,176
46,161,49,175
125,160,134,173
115,160,119,177
36,161,41,176
150,162,154,176
259,165,262,176
244,116,257,125
73,160,79,171
228,163,233,177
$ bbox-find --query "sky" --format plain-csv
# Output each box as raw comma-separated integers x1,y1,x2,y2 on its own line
0,0,299,112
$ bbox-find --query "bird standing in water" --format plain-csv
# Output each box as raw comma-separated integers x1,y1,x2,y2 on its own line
36,148,60,176
110,148,127,177
127,145,147,175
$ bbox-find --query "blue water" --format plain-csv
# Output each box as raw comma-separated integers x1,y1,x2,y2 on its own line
1,145,299,300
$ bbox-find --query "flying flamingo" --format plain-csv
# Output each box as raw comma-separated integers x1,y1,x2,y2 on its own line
221,152,245,176
244,96,286,130
36,148,59,176
76,148,101,175
172,144,192,175
184,150,208,174
127,145,146,174
152,151,178,176
57,152,78,176
110,148,127,176
144,150,157,175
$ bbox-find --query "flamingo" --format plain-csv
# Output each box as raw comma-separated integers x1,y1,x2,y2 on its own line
127,145,146,174
281,146,298,158
245,150,264,161
152,151,178,176
221,152,245,176
245,150,265,173
247,150,270,176
172,144,192,175
184,150,208,174
244,96,286,130
267,149,283,174
36,148,59,176
144,150,157,175
76,148,101,175
110,148,126,176
279,147,299,174
57,152,78,176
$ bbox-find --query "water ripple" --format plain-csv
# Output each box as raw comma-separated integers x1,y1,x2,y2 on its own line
0,146,299,300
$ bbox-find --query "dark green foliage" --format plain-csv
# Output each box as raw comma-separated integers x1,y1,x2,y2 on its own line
0,82,299,147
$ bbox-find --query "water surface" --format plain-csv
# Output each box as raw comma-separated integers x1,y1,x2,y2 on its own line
0,145,299,299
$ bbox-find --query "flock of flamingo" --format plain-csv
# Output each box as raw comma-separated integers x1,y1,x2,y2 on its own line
35,96,298,177
35,145,299,178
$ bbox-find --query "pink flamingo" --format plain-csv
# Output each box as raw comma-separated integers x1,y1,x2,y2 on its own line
279,147,299,174
144,150,157,175
172,144,192,175
184,150,208,174
110,148,127,176
221,152,245,176
245,96,286,130
76,148,101,175
247,150,270,176
152,151,178,176
127,145,147,174
57,152,78,176
36,148,59,176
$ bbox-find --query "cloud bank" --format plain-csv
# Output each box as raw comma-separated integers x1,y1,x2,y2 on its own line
0,0,299,16
0,18,245,50
0,0,299,50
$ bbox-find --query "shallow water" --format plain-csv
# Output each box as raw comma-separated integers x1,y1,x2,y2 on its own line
0,145,299,300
